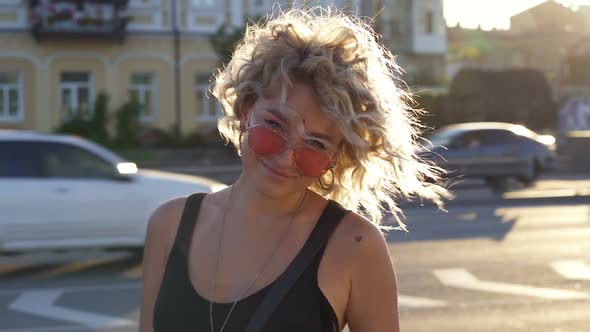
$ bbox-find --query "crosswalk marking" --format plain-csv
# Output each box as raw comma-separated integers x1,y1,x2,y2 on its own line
433,268,589,300
121,263,143,279
551,260,590,280
398,295,448,308
0,325,91,332
33,259,113,279
8,290,135,328
0,264,24,275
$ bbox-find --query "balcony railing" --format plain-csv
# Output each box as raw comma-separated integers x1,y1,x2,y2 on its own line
29,0,130,42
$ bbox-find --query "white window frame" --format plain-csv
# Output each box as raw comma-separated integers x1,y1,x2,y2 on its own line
186,0,224,33
0,72,24,123
125,0,163,31
59,72,94,120
128,0,161,8
248,0,272,17
0,2,27,28
129,72,158,122
0,0,21,6
194,77,222,123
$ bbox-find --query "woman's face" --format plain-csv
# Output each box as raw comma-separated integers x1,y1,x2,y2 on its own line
240,82,343,197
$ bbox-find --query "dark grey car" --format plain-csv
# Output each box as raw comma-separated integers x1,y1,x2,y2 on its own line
422,122,557,191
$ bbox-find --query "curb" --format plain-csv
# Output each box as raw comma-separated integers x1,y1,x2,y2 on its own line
402,188,590,209
151,164,590,206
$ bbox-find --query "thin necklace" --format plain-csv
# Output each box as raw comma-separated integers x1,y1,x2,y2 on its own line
209,187,307,332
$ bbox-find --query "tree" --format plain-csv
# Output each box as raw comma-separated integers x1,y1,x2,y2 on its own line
209,23,245,66
448,68,556,129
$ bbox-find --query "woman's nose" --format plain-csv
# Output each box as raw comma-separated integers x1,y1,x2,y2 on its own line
273,144,297,169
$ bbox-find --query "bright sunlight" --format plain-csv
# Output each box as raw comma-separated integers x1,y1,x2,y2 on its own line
444,0,590,30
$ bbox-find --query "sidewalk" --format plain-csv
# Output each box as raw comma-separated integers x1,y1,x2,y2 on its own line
424,172,590,206
151,163,590,205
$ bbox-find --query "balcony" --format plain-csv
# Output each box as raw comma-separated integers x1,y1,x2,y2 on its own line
29,0,130,43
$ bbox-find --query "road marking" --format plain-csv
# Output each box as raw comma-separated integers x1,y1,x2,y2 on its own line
551,260,590,280
0,325,95,332
0,282,141,296
0,264,24,276
34,259,113,279
398,295,448,308
8,290,135,328
121,263,143,279
433,268,588,300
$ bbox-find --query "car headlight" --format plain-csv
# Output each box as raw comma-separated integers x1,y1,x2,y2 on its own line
211,184,228,193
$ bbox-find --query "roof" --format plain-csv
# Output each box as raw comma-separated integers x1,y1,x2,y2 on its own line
439,122,537,136
510,0,585,32
0,130,125,164
0,129,57,140
566,33,590,56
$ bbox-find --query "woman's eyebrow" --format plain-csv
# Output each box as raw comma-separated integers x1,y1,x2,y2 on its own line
265,108,334,143
265,108,288,122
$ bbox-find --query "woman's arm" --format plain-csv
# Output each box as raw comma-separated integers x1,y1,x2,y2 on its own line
138,198,186,332
344,216,400,332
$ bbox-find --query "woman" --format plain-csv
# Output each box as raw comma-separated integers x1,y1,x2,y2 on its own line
139,7,447,332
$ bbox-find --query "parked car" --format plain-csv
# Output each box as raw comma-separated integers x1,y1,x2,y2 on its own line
421,122,557,191
0,130,227,254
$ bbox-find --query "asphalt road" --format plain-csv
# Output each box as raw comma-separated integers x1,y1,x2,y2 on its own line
1,195,589,332
389,200,590,332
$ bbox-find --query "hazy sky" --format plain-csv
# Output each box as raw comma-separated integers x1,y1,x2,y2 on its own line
443,0,590,30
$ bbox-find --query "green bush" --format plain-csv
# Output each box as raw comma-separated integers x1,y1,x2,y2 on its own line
55,92,110,145
55,92,229,150
415,92,451,131
114,98,142,148
448,68,557,130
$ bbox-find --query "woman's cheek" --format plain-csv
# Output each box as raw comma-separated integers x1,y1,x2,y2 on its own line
240,141,259,170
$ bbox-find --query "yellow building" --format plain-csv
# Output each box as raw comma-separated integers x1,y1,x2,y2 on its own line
1,0,411,136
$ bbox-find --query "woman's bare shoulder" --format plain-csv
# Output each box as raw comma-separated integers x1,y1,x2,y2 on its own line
145,196,192,253
328,209,389,265
333,208,385,243
148,197,188,230
147,191,226,242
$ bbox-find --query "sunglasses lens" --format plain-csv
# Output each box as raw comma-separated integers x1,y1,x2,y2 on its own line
248,126,286,155
294,148,333,178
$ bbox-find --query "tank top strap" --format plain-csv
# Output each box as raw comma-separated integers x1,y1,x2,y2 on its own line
173,192,206,257
244,199,350,332
320,200,350,228
303,199,351,262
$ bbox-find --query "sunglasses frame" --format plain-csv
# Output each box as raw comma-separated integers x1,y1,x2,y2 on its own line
246,123,336,178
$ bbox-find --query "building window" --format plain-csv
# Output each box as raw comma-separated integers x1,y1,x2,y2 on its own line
192,0,216,9
129,0,161,6
0,72,23,123
188,0,223,32
425,11,434,34
126,0,163,30
249,0,270,15
60,72,92,119
0,1,27,28
129,73,157,121
194,74,221,121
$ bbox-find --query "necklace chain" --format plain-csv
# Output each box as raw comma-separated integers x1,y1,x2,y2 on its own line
209,187,307,332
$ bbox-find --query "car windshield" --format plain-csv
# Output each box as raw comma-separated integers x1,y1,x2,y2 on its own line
426,129,465,148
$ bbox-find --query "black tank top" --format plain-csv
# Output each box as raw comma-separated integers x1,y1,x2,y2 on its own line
153,193,350,332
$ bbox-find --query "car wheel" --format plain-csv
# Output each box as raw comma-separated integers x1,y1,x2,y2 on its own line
485,176,510,192
129,247,144,260
517,159,541,187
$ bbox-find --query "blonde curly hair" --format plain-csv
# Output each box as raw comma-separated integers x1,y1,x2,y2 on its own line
213,7,450,229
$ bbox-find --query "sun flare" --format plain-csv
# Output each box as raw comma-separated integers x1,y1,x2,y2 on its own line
444,0,590,30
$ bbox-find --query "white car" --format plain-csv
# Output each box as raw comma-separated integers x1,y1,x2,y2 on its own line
0,130,227,254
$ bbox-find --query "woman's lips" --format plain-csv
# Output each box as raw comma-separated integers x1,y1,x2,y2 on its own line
261,161,295,179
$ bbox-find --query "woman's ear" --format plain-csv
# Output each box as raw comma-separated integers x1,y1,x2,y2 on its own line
239,104,252,132
239,112,247,133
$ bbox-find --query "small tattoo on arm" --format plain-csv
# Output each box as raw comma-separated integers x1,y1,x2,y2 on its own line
355,235,363,242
